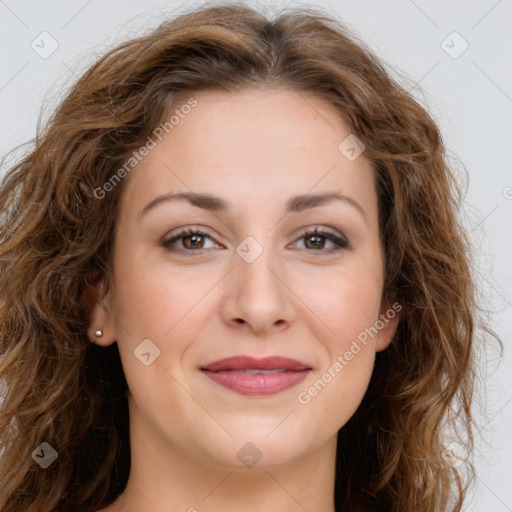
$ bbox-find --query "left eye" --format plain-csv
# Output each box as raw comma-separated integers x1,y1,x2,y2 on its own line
162,227,349,254
293,228,349,252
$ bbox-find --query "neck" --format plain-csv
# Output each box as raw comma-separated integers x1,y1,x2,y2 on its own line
105,412,338,512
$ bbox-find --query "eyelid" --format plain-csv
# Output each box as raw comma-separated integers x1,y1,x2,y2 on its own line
161,224,350,254
162,226,222,252
293,225,348,242
290,226,349,252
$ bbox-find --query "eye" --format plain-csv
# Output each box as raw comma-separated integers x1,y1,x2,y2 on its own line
161,226,349,255
162,227,220,254
291,227,349,254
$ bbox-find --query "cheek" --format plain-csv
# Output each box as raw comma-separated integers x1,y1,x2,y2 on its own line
297,277,379,428
110,244,212,336
294,261,382,406
301,263,382,421
297,261,383,346
109,262,211,400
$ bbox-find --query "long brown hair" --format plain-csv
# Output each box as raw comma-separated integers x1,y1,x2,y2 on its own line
0,3,501,511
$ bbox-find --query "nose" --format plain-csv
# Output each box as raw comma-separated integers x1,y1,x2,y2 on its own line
220,242,296,336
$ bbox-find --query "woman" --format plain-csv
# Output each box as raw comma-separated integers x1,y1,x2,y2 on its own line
0,3,500,511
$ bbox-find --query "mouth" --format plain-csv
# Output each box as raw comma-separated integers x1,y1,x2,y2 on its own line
200,356,312,396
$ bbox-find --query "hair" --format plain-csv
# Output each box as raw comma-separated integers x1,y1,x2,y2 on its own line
0,2,502,511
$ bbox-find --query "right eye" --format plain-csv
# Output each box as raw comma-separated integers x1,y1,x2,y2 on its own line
161,228,222,254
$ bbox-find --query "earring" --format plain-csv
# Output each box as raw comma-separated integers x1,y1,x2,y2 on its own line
95,329,103,338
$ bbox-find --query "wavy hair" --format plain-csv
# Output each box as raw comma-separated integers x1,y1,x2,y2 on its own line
0,3,501,511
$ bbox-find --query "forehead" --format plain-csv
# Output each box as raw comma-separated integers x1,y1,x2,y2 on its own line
167,87,351,149
119,87,377,220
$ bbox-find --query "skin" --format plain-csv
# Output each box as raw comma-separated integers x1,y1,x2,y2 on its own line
88,87,399,512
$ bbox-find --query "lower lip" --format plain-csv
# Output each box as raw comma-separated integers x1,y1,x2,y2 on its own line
202,369,311,396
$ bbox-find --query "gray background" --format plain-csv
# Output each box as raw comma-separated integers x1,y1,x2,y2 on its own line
0,0,510,509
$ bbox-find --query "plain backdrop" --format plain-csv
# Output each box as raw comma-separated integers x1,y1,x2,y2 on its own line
0,0,511,509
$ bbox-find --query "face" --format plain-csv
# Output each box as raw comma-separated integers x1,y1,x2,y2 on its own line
88,87,399,471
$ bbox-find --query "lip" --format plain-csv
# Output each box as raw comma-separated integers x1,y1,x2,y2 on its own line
200,356,312,396
201,356,311,372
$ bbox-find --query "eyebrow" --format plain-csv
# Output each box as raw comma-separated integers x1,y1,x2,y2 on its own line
140,191,367,220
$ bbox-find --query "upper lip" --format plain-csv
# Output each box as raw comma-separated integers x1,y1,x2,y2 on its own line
201,356,312,372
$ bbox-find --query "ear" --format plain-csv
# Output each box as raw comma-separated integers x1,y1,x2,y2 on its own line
81,273,117,347
375,301,401,352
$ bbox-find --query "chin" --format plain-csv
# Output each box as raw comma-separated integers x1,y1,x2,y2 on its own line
194,421,316,470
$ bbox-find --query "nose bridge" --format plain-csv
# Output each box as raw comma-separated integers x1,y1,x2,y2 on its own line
223,227,296,332
235,231,281,295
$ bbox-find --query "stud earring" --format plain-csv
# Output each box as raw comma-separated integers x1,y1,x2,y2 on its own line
95,329,103,338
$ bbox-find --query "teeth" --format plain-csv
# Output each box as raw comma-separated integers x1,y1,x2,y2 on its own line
236,369,285,374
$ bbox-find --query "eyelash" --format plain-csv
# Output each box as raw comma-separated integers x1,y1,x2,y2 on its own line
161,226,349,255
